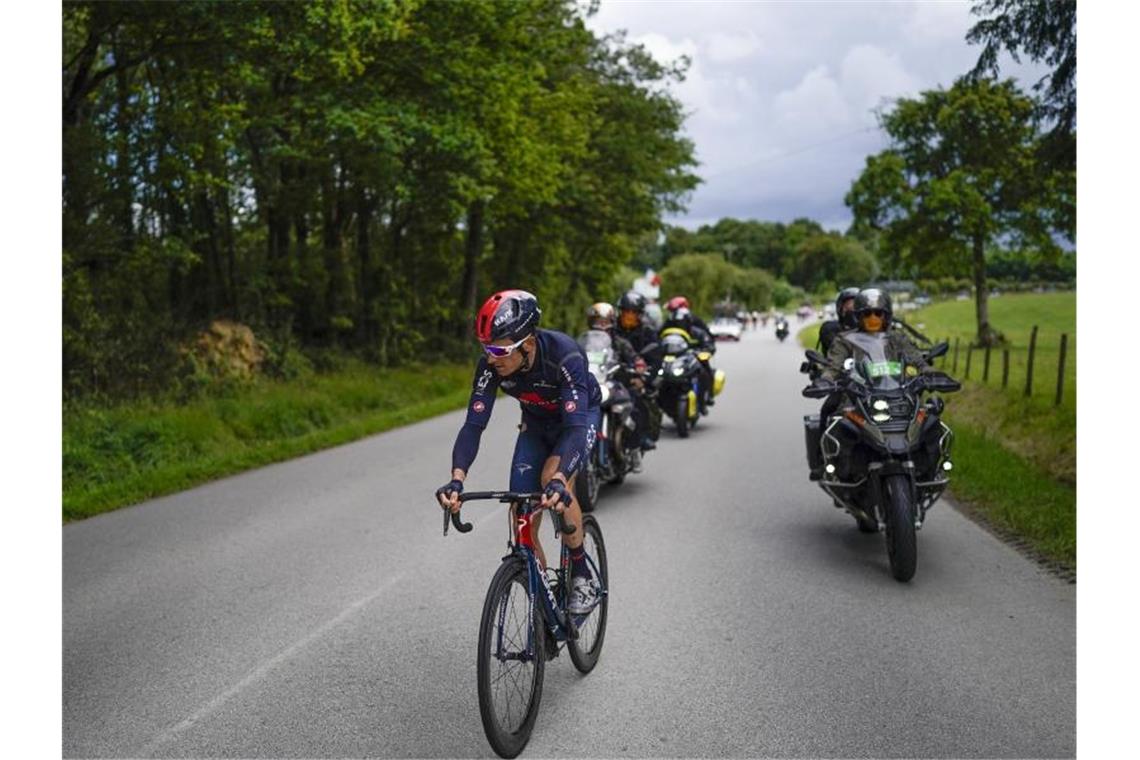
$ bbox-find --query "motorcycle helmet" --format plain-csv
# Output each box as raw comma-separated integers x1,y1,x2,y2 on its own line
665,295,690,311
836,286,861,329
475,289,541,343
618,290,646,330
853,288,892,333
586,302,616,331
670,306,694,331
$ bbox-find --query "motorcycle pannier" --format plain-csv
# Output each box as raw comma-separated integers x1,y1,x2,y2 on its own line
803,414,823,471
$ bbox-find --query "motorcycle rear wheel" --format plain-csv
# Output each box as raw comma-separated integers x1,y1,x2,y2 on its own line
883,474,917,582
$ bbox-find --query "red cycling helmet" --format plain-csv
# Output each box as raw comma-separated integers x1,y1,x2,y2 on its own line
666,296,689,311
475,290,541,343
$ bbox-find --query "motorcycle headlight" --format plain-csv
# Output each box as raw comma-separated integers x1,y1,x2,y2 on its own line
871,412,891,423
872,399,890,412
672,365,685,376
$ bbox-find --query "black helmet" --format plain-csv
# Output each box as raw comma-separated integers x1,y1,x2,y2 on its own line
853,288,892,329
618,290,647,313
670,306,693,330
836,287,861,329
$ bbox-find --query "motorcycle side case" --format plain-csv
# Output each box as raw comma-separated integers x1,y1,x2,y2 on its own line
687,389,698,419
803,414,823,471
713,369,726,396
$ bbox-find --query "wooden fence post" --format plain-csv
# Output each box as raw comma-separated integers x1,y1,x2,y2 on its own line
983,344,992,382
1055,333,1068,406
1002,349,1010,389
1025,325,1038,397
964,345,973,379
952,337,960,374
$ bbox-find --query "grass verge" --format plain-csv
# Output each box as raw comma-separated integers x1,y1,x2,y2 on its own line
63,362,471,522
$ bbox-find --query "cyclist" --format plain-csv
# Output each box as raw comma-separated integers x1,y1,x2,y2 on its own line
436,290,603,614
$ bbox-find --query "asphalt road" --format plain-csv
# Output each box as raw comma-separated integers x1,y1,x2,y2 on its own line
63,323,1075,758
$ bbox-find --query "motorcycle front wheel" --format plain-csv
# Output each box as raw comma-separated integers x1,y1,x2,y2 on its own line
883,474,917,582
575,447,601,512
675,395,689,438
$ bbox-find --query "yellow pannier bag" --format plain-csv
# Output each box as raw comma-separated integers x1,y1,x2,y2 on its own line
713,369,726,396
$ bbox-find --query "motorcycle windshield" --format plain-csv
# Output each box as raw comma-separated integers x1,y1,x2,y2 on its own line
844,332,906,391
577,330,615,384
661,334,690,356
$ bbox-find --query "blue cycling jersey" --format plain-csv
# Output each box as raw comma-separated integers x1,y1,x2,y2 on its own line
451,329,602,477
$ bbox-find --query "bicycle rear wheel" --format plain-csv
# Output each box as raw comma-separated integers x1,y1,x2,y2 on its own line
568,515,609,674
477,559,545,758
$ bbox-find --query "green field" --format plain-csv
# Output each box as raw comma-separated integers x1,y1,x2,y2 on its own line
797,291,1076,568
63,362,472,521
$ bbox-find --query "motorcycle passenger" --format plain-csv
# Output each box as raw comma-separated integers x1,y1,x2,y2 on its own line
586,302,656,453
616,290,664,371
661,306,716,414
436,290,603,614
817,286,861,355
665,295,711,340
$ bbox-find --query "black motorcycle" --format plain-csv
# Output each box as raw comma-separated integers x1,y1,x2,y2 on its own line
574,330,644,511
801,335,960,582
656,332,703,438
775,319,790,342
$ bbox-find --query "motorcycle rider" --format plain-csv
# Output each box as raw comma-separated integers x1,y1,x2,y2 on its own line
436,290,603,614
661,305,716,413
818,289,931,382
615,290,664,448
586,302,656,453
808,288,930,480
665,295,711,339
817,286,861,355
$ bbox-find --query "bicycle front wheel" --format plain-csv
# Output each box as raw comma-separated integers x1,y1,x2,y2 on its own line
477,559,545,758
568,515,609,674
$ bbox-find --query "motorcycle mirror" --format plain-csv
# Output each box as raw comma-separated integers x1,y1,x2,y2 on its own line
804,350,826,365
926,341,949,360
843,357,855,371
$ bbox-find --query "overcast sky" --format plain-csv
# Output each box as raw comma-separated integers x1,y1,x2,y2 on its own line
585,0,1050,232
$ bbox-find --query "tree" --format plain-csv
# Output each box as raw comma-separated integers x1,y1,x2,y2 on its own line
846,77,1073,346
966,0,1075,170
787,234,877,293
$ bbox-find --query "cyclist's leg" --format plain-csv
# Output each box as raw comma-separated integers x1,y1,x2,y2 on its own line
540,406,599,552
510,416,551,568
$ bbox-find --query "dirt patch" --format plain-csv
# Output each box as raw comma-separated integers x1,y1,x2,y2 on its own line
184,320,267,382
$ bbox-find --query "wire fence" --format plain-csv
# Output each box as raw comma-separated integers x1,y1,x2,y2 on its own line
937,326,1074,407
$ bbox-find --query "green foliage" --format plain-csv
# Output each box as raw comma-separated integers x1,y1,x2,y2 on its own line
62,0,699,402
658,253,775,316
846,76,1074,345
63,362,472,520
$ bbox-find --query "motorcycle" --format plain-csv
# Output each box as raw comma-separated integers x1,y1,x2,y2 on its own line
801,336,960,582
775,319,790,342
657,333,706,437
574,330,644,511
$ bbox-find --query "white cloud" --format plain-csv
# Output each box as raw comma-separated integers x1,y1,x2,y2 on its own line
839,44,923,120
772,65,853,139
904,1,973,42
704,30,762,63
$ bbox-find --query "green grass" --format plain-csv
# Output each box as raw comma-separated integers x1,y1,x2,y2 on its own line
797,292,1076,569
63,362,472,521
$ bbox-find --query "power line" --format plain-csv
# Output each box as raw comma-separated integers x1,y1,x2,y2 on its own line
705,124,881,178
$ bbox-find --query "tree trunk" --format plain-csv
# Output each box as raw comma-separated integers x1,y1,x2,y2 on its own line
971,233,998,346
458,200,485,339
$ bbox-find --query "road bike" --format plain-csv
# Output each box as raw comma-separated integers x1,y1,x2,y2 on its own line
443,490,609,758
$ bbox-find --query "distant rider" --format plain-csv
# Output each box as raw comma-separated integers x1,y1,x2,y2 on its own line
436,290,603,614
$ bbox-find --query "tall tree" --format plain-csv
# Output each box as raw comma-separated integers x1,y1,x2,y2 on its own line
846,77,1073,345
966,0,1075,169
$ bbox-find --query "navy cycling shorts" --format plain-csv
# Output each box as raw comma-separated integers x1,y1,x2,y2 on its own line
509,409,600,493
